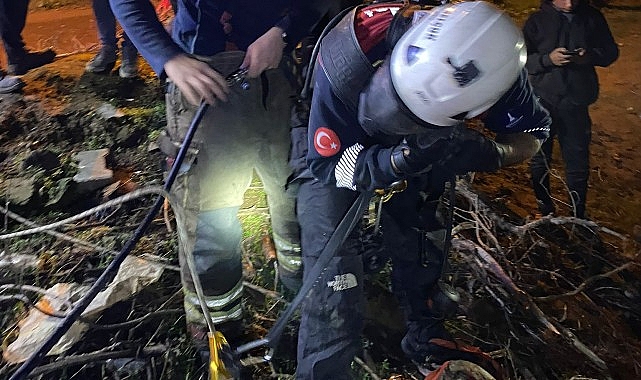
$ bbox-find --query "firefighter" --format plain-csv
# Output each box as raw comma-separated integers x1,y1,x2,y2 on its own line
294,2,551,378
109,0,330,359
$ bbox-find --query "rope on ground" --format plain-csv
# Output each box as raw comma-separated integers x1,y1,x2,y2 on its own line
0,188,180,271
0,186,169,240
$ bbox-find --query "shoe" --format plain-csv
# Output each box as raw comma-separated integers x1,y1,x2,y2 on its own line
7,49,56,75
401,321,450,370
194,336,242,380
0,74,25,93
536,199,555,217
118,60,138,78
119,46,139,78
401,331,503,379
85,47,117,74
424,360,497,380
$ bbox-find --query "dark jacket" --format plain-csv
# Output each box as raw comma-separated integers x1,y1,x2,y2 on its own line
523,0,618,106
110,0,328,76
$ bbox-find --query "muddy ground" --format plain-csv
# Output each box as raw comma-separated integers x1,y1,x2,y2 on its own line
0,1,640,380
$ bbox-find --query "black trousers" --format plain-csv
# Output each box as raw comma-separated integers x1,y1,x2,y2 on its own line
0,0,28,64
530,99,592,218
295,176,446,379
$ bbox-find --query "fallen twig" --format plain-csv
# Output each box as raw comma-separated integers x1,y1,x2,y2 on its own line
516,215,599,236
453,238,560,335
90,309,183,330
534,262,637,302
454,180,626,241
0,200,179,271
27,344,167,377
0,204,117,254
0,295,68,318
243,281,285,301
0,186,168,240
354,356,382,380
0,284,73,312
453,238,611,374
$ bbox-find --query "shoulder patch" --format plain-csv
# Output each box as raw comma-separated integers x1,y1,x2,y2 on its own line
314,127,341,157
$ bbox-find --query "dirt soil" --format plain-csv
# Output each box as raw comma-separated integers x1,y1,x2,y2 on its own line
475,1,641,240
0,1,640,380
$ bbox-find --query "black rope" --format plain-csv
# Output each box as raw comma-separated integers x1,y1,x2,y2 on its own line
235,190,372,355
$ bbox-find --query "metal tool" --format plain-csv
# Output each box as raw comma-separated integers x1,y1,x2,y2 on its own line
226,67,250,90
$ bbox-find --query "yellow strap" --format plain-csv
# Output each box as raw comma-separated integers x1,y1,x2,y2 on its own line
208,331,231,380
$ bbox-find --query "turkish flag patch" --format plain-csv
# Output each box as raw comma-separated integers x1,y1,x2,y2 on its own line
314,127,341,157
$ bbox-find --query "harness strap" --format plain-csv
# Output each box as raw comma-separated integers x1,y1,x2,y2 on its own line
235,190,373,355
318,6,375,112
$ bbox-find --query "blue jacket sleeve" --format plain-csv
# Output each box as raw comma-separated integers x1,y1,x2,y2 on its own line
483,69,551,141
307,67,401,192
110,0,184,77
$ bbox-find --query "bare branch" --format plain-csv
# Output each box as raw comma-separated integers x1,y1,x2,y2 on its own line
27,344,167,377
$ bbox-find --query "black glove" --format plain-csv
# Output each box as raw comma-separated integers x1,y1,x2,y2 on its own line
391,129,455,175
445,126,504,174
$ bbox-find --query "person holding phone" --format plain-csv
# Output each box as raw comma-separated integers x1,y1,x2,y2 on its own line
523,0,618,218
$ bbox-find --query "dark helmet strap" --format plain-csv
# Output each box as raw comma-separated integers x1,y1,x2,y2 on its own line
358,59,440,137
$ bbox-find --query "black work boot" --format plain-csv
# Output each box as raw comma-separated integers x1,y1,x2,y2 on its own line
536,199,555,217
401,320,503,378
401,319,450,374
85,46,117,74
119,45,139,78
8,49,56,75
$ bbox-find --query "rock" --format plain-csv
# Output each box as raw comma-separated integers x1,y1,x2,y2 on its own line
22,150,61,172
3,176,38,206
72,149,114,193
115,125,145,148
95,102,125,119
44,177,76,208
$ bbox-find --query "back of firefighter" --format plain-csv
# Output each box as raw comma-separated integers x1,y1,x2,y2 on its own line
294,2,551,378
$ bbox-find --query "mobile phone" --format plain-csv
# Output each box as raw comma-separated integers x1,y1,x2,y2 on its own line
565,49,581,56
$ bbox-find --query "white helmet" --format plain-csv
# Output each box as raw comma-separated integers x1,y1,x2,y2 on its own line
390,1,526,127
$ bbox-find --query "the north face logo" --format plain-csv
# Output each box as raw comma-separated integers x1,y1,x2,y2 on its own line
327,273,358,291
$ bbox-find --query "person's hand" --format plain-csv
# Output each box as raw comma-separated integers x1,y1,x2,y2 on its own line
241,27,286,78
549,47,573,66
391,132,453,175
567,47,588,65
444,127,503,174
549,47,588,66
164,54,229,106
